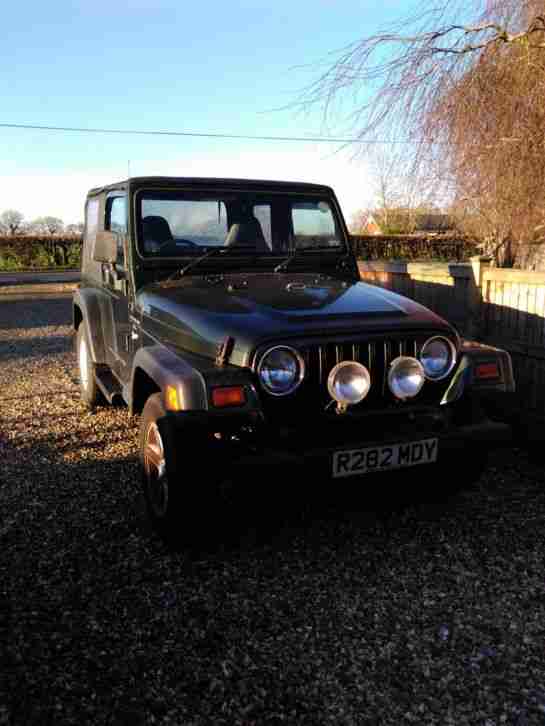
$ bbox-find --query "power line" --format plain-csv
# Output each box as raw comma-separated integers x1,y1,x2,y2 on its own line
0,122,408,144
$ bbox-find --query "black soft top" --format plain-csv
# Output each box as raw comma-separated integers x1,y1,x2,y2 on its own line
87,176,336,198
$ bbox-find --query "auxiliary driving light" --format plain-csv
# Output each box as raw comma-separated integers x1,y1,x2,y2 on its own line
388,356,425,400
327,361,371,410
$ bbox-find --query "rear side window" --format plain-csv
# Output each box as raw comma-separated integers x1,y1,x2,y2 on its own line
107,196,127,234
85,198,100,245
83,198,100,266
106,196,127,265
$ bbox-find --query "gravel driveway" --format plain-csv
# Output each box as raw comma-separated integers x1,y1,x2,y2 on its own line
2,293,545,725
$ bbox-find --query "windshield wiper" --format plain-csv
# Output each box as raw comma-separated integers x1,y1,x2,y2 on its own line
274,245,344,273
274,248,297,273
167,245,257,279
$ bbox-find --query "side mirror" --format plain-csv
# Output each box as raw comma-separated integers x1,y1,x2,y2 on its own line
93,231,118,263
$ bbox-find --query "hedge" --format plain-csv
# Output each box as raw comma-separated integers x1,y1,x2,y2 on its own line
0,233,480,270
351,235,480,262
0,235,83,269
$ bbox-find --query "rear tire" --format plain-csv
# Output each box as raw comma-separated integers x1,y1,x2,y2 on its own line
76,324,102,409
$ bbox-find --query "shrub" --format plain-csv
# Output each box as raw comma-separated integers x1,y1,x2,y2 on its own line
0,235,82,270
0,253,24,271
351,234,479,262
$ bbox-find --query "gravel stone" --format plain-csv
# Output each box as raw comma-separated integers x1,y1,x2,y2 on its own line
2,293,545,725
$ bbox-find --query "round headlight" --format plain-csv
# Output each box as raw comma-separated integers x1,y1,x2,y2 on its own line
388,357,425,400
257,345,305,396
420,336,456,381
327,361,371,407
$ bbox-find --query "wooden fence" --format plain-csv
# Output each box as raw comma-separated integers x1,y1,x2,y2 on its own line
359,257,545,414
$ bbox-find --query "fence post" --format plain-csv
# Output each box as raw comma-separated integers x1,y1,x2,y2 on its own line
469,256,492,339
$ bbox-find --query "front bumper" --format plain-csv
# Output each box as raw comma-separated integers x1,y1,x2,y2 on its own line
164,399,513,475
232,419,511,474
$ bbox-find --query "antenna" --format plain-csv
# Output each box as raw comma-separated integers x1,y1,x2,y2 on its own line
127,160,131,179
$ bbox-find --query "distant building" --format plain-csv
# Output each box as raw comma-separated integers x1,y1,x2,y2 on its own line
360,214,382,236
356,211,456,236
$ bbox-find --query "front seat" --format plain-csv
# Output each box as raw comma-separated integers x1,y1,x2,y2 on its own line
142,215,173,253
224,216,269,253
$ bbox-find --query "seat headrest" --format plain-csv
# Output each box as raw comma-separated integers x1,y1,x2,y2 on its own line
225,216,268,251
142,216,173,244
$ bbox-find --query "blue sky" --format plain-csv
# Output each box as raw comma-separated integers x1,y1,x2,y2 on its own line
1,0,417,224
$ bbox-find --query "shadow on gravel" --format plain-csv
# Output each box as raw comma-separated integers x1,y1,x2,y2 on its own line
0,333,71,362
5,416,543,725
2,412,474,557
129,458,488,561
0,294,72,330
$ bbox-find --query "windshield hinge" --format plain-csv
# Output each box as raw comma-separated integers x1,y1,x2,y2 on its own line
216,336,235,367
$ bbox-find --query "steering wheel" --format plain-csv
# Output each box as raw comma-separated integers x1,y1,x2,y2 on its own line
172,238,198,248
146,238,198,254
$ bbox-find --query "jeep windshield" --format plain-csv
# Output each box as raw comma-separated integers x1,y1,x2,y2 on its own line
135,190,347,264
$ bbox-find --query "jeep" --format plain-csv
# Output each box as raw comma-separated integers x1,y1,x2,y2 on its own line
73,176,515,544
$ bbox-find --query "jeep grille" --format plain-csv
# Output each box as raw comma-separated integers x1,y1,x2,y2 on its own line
255,333,457,417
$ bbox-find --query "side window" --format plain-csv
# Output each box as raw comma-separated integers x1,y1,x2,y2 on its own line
141,198,228,247
253,204,272,249
106,196,127,265
291,201,341,248
84,198,100,265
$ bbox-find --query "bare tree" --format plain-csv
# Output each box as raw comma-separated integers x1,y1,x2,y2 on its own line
31,216,65,235
370,149,406,233
349,209,369,234
0,209,24,235
65,222,84,235
356,148,442,234
304,0,545,265
440,23,545,264
306,1,544,143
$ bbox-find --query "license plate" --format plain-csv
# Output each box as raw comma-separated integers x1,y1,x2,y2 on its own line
332,438,438,478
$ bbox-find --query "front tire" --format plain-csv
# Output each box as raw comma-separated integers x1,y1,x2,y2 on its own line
139,393,216,546
76,324,102,409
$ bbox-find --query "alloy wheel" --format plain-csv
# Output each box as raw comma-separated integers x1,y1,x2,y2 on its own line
144,422,169,518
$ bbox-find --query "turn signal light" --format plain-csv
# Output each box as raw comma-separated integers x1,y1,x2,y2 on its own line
165,385,181,411
212,386,246,408
475,362,500,380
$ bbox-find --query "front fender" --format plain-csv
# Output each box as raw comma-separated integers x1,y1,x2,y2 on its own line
73,287,106,364
442,340,515,406
131,345,208,413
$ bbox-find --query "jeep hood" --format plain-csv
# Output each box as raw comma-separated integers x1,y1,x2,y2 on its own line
136,273,453,366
